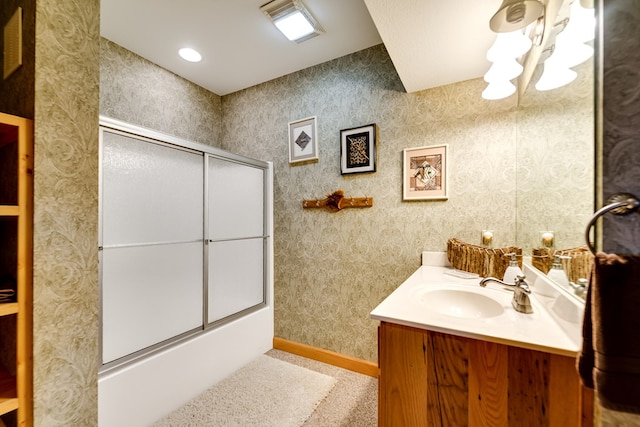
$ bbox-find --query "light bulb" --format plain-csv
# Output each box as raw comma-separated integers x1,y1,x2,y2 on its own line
486,30,532,62
535,56,577,91
482,80,516,100
484,58,524,82
553,31,593,68
564,0,595,43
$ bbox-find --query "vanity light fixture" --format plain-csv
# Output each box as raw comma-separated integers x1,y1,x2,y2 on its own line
178,47,202,63
489,0,544,33
260,0,323,43
483,0,595,99
482,30,531,100
535,0,594,91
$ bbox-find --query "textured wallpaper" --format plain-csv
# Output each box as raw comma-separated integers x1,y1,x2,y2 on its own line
33,0,100,425
221,44,593,361
517,60,594,251
100,38,223,147
598,1,640,426
602,1,640,256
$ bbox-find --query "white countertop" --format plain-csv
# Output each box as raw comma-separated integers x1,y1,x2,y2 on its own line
370,252,585,357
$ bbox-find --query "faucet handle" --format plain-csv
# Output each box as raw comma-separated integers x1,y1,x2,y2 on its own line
478,275,534,314
514,274,531,294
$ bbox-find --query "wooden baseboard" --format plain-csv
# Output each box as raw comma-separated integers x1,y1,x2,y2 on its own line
273,337,378,378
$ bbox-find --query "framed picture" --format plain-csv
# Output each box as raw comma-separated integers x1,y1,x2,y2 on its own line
288,116,318,164
340,123,376,174
403,144,448,201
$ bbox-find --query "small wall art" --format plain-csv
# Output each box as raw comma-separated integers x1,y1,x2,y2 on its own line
403,144,448,200
340,123,376,174
288,116,318,164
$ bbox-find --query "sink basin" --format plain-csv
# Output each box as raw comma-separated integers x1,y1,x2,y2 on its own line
419,289,505,319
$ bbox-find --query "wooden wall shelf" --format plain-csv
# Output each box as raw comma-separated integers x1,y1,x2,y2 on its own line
0,207,19,217
0,305,18,317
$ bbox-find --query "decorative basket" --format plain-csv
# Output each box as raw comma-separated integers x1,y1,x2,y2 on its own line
532,247,554,273
533,245,594,283
446,238,522,279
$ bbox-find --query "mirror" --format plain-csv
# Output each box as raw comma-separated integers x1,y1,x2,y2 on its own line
515,54,594,298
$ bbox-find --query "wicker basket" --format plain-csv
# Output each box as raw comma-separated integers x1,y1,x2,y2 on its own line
532,247,554,273
533,245,594,283
446,238,522,279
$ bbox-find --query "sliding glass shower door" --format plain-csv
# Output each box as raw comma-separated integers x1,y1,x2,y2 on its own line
99,118,272,369
101,131,204,364
206,155,266,325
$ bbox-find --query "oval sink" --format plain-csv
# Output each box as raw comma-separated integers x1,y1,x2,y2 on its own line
419,289,504,319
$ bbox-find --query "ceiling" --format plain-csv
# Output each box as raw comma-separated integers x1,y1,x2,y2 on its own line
100,0,501,96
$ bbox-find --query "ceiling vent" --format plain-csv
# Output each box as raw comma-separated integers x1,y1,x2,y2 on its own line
260,0,324,43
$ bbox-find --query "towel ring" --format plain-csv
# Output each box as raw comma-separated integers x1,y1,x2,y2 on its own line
585,192,640,255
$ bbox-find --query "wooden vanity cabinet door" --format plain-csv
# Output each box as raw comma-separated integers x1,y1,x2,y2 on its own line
378,322,593,427
378,322,429,426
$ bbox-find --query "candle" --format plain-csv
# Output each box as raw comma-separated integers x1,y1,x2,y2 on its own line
482,230,493,246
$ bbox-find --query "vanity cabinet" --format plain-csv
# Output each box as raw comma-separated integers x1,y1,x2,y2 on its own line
378,322,593,427
0,112,33,426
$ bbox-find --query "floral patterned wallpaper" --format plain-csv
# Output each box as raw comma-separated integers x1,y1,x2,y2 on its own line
100,39,223,146
33,0,99,425
221,44,593,361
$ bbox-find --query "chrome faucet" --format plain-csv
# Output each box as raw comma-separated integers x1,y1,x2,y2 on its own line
479,274,533,314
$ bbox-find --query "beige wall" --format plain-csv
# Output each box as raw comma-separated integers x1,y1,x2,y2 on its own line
221,44,592,362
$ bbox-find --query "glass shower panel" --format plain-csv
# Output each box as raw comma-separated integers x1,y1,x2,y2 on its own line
102,241,203,364
102,132,203,246
208,156,264,240
101,130,205,365
207,238,264,324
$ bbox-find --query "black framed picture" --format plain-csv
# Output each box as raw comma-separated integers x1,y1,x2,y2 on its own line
340,123,376,174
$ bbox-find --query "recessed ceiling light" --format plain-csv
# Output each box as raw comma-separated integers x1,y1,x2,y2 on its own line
179,48,202,63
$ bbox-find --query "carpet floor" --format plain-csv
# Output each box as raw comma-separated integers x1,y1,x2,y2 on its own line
267,349,378,426
152,349,378,426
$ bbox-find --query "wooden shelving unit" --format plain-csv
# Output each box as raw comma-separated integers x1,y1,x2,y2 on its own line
0,112,33,427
